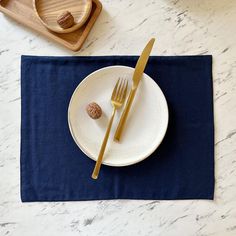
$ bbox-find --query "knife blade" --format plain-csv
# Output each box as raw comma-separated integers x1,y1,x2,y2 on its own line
114,38,155,142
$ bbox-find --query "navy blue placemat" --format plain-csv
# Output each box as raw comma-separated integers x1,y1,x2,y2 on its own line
20,55,214,201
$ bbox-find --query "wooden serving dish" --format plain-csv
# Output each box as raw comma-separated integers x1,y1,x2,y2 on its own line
33,0,92,34
0,0,102,51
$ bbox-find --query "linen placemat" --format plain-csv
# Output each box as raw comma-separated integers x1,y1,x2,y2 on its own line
21,55,214,201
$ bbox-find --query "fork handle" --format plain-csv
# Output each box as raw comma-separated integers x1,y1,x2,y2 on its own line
114,89,136,142
92,108,116,179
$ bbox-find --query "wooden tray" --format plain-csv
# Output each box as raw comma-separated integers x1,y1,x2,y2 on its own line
0,0,102,51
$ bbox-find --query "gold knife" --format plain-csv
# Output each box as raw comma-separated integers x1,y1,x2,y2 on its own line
114,38,155,142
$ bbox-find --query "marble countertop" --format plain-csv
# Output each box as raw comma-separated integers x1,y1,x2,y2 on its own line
1,0,236,235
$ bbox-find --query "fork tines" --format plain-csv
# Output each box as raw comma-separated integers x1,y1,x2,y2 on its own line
112,78,128,103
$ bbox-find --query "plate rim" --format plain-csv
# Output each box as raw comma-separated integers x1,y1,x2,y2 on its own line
68,65,169,167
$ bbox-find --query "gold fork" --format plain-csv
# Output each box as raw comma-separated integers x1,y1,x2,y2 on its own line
92,78,128,179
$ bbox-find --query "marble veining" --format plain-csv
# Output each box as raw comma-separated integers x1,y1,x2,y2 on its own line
0,0,236,235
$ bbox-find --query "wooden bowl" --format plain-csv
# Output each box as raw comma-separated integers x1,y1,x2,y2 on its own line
33,0,92,34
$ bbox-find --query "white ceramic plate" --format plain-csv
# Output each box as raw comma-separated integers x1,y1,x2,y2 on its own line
68,66,168,166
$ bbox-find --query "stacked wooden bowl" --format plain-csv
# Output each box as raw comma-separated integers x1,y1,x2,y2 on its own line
33,0,92,33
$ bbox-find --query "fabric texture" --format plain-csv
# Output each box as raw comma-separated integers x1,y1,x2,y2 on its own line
20,55,214,202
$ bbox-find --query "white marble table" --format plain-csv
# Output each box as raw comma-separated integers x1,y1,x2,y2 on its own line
1,0,236,235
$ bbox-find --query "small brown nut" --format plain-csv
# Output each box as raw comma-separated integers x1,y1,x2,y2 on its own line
86,102,102,119
57,11,75,29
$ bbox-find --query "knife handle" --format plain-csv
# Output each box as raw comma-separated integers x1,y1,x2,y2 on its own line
114,88,136,142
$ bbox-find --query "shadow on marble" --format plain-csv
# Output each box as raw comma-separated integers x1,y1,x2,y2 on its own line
74,8,113,54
